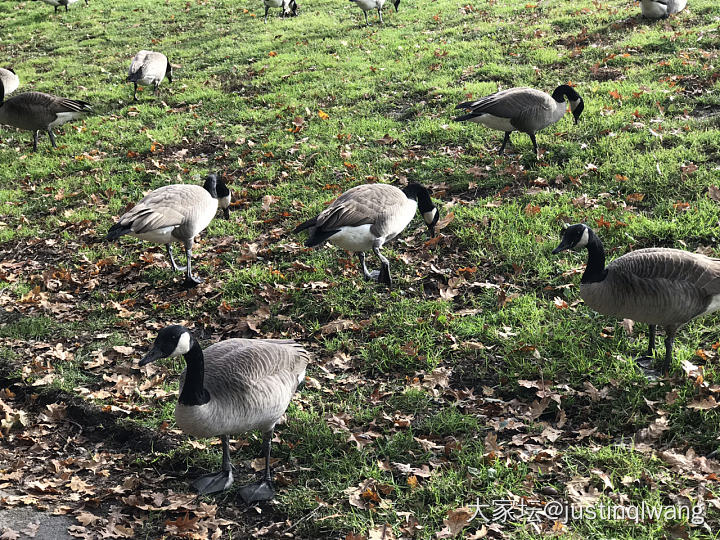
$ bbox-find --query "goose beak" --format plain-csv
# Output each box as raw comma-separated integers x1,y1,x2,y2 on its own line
139,348,165,367
552,240,572,254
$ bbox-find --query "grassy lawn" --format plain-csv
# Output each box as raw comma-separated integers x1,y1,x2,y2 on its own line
1,0,720,538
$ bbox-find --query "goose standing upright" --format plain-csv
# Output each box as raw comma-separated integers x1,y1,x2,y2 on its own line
349,0,399,26
552,223,720,373
0,79,93,151
455,85,584,159
106,173,230,288
263,0,298,23
139,325,309,502
127,51,173,101
0,69,19,96
641,0,686,19
294,183,438,286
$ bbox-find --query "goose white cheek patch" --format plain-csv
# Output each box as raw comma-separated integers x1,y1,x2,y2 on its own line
574,228,589,250
170,332,191,357
423,209,438,225
218,195,231,209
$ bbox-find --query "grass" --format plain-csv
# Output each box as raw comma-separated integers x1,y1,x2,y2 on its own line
1,0,720,538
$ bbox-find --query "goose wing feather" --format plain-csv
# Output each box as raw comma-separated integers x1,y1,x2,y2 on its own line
456,87,554,130
0,92,91,130
315,184,406,231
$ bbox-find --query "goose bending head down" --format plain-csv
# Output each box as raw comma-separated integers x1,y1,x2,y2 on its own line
454,84,584,159
105,173,230,288
641,0,686,19
127,51,173,101
0,80,93,151
139,325,309,502
0,69,19,96
263,0,298,23
293,182,439,287
349,0,399,26
552,223,720,374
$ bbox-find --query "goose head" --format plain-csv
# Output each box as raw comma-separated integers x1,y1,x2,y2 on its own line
552,223,591,254
203,173,231,218
403,183,439,238
287,0,298,16
139,325,193,365
165,59,173,84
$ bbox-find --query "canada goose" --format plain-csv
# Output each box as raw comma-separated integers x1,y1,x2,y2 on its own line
0,80,93,151
552,223,720,374
641,0,686,18
36,0,88,12
139,325,309,501
293,183,438,286
127,51,173,101
349,0,399,26
105,173,231,288
0,69,19,96
263,0,298,23
454,85,584,159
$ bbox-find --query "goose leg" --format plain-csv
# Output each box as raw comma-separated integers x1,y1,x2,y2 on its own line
47,129,57,148
54,5,58,12
191,435,234,495
133,82,138,101
182,244,203,288
498,131,511,155
358,252,376,281
363,10,369,26
165,244,186,272
154,82,160,96
373,245,391,286
378,8,383,24
239,430,276,503
529,133,539,159
32,131,40,151
662,329,676,375
646,324,656,357
264,5,269,22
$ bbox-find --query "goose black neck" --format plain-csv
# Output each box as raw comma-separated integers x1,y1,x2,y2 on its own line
165,60,173,82
0,81,4,106
551,84,580,103
580,230,607,284
178,341,211,406
403,183,434,213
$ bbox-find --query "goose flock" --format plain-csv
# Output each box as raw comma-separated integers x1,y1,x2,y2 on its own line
0,0,703,505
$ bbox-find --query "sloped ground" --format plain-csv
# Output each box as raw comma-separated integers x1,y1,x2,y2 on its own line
1,0,720,538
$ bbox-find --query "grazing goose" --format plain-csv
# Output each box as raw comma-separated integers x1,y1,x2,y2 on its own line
36,0,88,12
0,69,19,96
552,223,720,374
127,51,173,101
294,183,438,286
106,174,230,288
454,85,584,159
349,0,399,26
263,0,298,23
641,0,686,18
0,80,93,151
139,325,309,501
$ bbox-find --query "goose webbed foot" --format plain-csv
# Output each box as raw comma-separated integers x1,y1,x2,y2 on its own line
191,469,234,495
182,275,203,289
239,478,275,503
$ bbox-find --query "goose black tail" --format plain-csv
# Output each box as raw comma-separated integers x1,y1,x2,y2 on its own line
106,222,132,241
293,216,317,234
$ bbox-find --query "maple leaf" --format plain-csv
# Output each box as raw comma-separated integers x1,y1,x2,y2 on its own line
165,513,200,533
318,110,330,120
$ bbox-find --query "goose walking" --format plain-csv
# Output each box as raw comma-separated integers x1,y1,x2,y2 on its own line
105,174,230,288
263,0,298,22
349,0,399,26
0,68,19,96
641,0,686,18
36,0,88,12
552,223,720,373
139,325,309,502
455,85,584,159
0,80,92,151
127,51,173,101
294,183,438,286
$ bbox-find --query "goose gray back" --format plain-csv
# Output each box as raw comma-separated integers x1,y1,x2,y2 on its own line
0,69,19,96
263,0,298,23
127,51,173,101
294,183,438,286
0,81,93,151
106,173,229,288
349,0,399,26
138,325,309,502
641,0,686,18
552,223,720,373
455,85,583,159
